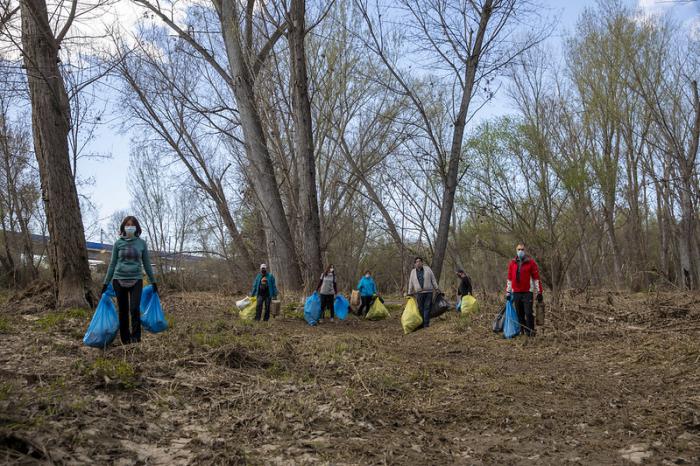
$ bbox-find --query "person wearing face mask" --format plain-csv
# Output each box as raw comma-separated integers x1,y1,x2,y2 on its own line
251,263,278,321
407,257,439,328
506,243,543,337
356,270,377,317
101,216,157,344
316,265,338,322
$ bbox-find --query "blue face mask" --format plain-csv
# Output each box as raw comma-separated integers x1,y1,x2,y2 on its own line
125,226,137,237
517,250,525,259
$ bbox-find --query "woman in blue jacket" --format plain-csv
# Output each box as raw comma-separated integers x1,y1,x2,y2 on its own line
356,270,377,316
250,263,278,321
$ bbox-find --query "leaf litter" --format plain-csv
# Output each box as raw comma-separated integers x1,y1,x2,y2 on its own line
0,289,698,464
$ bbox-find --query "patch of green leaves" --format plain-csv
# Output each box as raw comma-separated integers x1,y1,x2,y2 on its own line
87,357,137,389
0,316,12,333
35,308,89,330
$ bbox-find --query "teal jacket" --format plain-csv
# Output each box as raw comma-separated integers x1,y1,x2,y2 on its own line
357,276,377,297
251,273,277,298
103,236,156,285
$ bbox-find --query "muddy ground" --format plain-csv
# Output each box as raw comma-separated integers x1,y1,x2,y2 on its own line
0,288,699,465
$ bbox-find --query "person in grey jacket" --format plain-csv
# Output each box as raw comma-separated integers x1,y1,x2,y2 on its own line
407,257,439,328
316,264,337,322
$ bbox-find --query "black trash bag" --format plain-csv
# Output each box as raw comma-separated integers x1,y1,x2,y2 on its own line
429,292,451,318
492,305,506,333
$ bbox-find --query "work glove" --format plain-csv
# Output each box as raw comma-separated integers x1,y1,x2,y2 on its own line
536,293,543,303
101,284,108,296
152,283,159,295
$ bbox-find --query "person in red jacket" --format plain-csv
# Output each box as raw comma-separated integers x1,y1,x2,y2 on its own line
506,243,543,336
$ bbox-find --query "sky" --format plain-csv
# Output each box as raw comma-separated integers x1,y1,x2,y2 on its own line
76,0,700,241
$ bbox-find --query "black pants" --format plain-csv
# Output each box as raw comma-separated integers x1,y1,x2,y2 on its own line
512,292,535,336
357,296,373,316
255,295,271,321
113,279,143,344
320,294,334,319
417,292,433,328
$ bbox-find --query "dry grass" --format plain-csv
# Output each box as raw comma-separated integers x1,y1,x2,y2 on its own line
0,289,699,464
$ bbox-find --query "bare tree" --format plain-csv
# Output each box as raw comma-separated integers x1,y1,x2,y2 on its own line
287,0,323,290
354,0,547,281
132,0,303,289
7,0,102,306
112,26,256,274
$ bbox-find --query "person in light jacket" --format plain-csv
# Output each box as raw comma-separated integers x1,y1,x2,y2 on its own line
407,257,438,328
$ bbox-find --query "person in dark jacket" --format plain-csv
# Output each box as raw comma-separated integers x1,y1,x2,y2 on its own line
102,216,157,344
506,243,543,337
456,269,472,297
317,265,337,322
251,263,278,321
356,270,377,316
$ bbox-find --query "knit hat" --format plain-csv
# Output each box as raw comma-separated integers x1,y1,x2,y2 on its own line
260,263,267,270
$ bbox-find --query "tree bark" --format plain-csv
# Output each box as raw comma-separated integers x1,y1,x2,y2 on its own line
215,0,302,289
677,80,700,289
431,0,493,282
288,0,322,291
20,0,92,307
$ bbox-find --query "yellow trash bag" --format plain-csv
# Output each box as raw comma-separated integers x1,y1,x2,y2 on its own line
460,295,479,316
401,297,423,334
365,298,390,321
240,297,257,321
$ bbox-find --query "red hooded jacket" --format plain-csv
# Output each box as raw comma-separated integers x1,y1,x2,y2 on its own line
506,255,543,294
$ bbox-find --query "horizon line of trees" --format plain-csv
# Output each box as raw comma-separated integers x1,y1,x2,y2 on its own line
0,0,698,307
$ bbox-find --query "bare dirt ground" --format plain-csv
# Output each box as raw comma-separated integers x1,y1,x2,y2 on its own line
1,288,699,465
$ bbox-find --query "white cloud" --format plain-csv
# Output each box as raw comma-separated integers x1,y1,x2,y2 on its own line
636,0,700,38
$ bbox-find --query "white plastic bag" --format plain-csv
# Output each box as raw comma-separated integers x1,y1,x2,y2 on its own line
236,296,252,310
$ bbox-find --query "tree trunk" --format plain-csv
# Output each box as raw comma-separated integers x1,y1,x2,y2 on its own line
677,188,697,290
216,0,302,290
678,80,700,289
431,0,493,282
20,0,92,308
289,0,322,291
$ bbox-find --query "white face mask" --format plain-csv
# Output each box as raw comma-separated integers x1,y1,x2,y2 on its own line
365,274,370,278
124,226,137,237
329,268,334,273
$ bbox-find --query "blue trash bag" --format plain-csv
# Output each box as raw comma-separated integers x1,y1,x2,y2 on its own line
140,284,154,311
503,299,520,339
140,285,168,333
83,284,119,348
335,295,350,320
304,292,322,326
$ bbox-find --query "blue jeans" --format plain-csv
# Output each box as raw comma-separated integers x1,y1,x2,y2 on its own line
417,292,433,328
